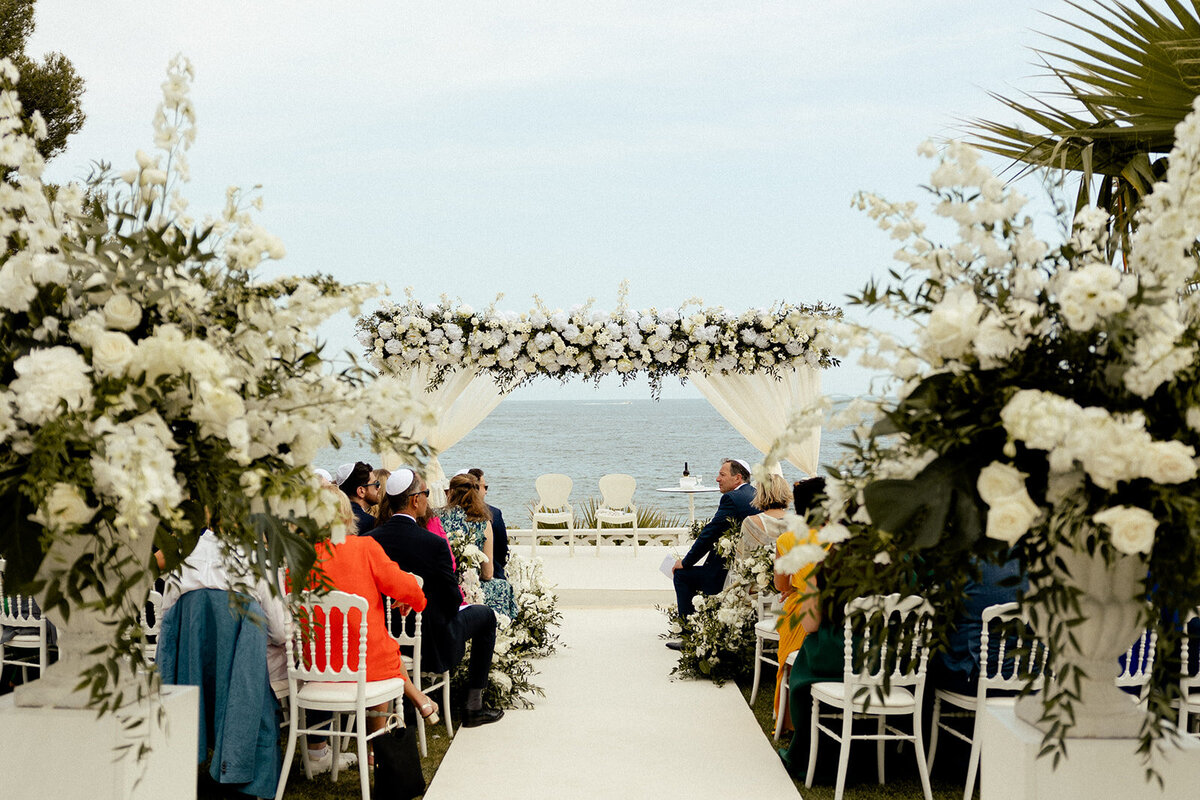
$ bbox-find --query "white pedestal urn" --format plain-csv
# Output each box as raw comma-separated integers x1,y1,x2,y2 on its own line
13,527,155,709
1015,544,1147,737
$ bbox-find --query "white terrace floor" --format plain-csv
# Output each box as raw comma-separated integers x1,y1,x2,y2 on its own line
424,543,800,800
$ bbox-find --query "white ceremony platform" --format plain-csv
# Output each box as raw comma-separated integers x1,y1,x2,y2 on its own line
425,543,799,799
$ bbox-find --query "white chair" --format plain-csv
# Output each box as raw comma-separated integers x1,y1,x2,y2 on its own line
594,473,638,555
1179,609,1200,734
749,593,783,705
138,589,163,663
276,591,408,800
806,594,935,800
531,474,575,555
385,588,453,756
0,561,50,683
928,601,1049,800
1116,626,1157,700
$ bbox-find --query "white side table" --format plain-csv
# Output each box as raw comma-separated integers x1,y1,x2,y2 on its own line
655,485,721,525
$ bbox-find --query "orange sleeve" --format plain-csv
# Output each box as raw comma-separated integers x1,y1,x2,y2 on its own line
365,537,427,612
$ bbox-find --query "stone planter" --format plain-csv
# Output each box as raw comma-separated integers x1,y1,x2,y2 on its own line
1015,545,1147,737
14,529,155,709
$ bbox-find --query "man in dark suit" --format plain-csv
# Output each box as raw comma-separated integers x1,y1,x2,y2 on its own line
670,458,757,636
468,467,508,579
335,461,380,535
370,468,504,727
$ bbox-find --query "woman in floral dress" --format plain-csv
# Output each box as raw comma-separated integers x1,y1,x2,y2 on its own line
439,473,518,619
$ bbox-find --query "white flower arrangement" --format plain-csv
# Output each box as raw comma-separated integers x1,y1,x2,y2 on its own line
774,98,1200,762
0,57,429,711
358,288,840,395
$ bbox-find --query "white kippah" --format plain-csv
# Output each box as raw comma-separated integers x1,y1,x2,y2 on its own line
334,463,355,486
313,468,333,483
386,468,415,495
734,459,751,474
453,468,470,477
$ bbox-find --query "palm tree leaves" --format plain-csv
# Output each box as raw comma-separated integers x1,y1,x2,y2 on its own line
971,0,1200,257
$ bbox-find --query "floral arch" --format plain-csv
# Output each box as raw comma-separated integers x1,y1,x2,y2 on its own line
357,296,841,499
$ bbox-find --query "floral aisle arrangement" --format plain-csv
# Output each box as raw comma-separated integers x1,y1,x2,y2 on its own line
0,57,430,711
357,289,840,395
506,553,562,658
775,102,1200,765
444,533,562,707
663,526,776,685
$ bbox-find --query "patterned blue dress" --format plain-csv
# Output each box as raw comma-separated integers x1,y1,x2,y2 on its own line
440,506,518,619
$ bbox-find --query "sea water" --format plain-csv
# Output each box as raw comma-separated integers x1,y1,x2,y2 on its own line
317,397,858,525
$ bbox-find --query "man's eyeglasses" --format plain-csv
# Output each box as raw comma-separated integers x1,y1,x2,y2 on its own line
415,489,431,497
366,481,381,488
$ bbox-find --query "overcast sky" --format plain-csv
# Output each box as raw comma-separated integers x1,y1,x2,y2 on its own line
29,1,1086,399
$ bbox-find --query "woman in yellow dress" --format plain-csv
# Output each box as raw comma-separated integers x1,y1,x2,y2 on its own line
772,476,826,737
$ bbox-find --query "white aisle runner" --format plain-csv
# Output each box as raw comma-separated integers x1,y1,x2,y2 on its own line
424,604,801,800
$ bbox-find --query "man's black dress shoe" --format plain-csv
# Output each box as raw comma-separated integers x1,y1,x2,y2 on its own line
665,640,683,651
462,706,505,727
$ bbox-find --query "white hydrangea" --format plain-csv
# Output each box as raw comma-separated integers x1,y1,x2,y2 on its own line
10,346,94,424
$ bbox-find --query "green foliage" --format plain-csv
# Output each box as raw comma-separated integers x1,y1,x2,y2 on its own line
0,0,85,163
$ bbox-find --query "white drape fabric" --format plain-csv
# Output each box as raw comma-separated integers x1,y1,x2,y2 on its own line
380,366,508,506
687,367,822,475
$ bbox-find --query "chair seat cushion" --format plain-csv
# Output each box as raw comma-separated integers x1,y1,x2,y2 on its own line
533,511,573,524
754,619,781,640
811,680,916,711
6,633,43,647
296,677,407,707
595,509,635,522
934,688,977,710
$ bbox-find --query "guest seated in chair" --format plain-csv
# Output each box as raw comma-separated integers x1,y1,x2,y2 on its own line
335,461,381,536
439,473,517,619
370,468,506,727
727,472,794,589
158,524,288,797
669,458,757,643
308,487,440,755
468,467,509,579
771,475,826,736
928,554,1024,696
778,555,846,781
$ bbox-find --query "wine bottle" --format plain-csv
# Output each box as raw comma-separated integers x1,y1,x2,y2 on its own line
683,462,689,476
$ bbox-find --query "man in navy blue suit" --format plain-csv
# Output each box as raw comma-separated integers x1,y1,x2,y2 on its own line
669,458,757,644
468,467,508,579
370,468,504,727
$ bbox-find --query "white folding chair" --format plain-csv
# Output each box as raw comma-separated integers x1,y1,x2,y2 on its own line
276,591,407,800
807,594,935,800
594,473,638,555
138,589,164,663
385,586,453,756
1179,609,1200,734
0,562,50,683
928,601,1049,800
531,473,574,555
749,593,782,705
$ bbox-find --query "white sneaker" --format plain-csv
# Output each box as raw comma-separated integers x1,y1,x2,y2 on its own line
307,746,359,775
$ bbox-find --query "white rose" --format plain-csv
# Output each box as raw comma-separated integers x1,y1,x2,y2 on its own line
103,294,143,331
1093,505,1157,555
1140,441,1198,485
976,462,1028,505
922,284,984,361
91,330,136,375
984,496,1039,544
34,482,96,531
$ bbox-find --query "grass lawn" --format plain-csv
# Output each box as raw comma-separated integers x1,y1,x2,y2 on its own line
737,676,974,800
199,718,453,800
